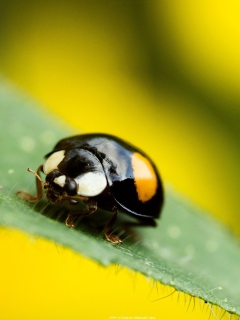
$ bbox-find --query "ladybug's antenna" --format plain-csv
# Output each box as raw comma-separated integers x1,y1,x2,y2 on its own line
27,168,47,187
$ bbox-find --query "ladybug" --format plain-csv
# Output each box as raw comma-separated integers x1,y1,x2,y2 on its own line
17,133,164,244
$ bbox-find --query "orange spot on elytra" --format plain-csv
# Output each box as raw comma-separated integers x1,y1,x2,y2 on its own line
131,152,158,202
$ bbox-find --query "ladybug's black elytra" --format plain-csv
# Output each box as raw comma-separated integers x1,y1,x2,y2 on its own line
17,133,164,243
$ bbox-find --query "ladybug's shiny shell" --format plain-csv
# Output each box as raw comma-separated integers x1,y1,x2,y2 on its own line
18,133,164,243
45,133,164,219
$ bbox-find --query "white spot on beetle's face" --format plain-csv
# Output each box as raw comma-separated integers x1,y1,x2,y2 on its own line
75,172,107,197
43,150,65,174
53,175,66,187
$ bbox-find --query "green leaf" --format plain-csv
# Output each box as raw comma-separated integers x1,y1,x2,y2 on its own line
0,78,239,317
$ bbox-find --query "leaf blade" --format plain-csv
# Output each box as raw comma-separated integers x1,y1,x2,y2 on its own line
1,78,239,316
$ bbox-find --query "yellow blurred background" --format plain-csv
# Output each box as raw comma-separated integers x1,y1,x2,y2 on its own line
0,1,239,319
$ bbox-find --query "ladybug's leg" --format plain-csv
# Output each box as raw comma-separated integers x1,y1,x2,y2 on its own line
16,165,44,202
104,206,122,244
66,198,97,228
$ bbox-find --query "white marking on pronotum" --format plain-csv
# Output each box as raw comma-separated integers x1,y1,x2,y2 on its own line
43,150,65,174
75,171,107,196
53,175,66,187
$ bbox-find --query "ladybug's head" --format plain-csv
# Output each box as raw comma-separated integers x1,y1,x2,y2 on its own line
44,169,78,203
28,148,108,204
27,167,79,204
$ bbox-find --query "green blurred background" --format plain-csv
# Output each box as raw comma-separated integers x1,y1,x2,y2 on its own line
1,0,239,232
